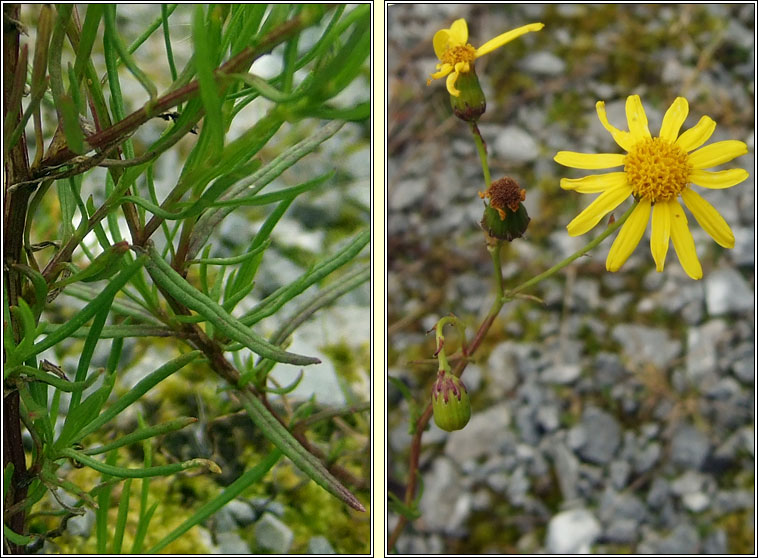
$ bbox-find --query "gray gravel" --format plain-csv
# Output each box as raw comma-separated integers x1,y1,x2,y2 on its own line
388,3,754,554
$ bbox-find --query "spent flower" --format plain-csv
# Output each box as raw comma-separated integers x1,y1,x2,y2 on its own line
480,177,531,242
555,95,749,279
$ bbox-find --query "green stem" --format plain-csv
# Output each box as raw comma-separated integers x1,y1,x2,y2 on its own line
470,122,491,188
489,241,505,303
506,201,638,299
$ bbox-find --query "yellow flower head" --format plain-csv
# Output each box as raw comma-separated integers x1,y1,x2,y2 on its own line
555,95,749,280
427,18,544,97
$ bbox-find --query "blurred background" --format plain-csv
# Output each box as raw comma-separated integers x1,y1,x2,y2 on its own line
387,4,754,554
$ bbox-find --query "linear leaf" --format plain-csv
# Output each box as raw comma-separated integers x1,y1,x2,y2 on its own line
238,391,364,511
148,449,281,553
15,253,148,364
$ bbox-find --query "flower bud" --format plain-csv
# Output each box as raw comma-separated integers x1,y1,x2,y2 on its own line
479,177,530,242
431,369,471,432
450,70,486,122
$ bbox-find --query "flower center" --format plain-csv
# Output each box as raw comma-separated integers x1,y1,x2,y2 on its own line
441,44,477,68
624,137,691,202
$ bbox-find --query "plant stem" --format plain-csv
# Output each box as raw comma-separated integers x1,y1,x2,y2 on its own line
470,122,491,188
506,201,637,299
390,202,638,551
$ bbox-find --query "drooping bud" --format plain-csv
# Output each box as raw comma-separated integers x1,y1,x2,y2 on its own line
479,176,530,242
431,368,471,432
450,70,486,122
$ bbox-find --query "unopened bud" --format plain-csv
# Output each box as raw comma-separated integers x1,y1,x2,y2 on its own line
431,369,471,432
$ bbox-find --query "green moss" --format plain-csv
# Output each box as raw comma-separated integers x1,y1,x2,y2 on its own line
718,509,755,554
274,464,370,554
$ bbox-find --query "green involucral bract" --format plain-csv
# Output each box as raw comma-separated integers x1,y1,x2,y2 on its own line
450,70,486,122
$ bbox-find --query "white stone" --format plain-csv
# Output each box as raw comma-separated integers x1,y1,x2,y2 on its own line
705,268,754,315
546,509,601,554
493,126,538,164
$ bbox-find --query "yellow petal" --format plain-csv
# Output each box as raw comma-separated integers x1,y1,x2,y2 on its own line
554,151,626,169
430,64,453,80
680,188,735,248
560,172,627,193
659,97,689,143
449,18,469,45
650,200,672,271
687,140,748,169
606,199,651,272
689,168,749,189
433,29,452,59
596,101,634,151
475,22,544,57
669,201,702,280
455,61,470,74
675,115,716,152
446,71,461,97
566,184,632,236
625,95,651,142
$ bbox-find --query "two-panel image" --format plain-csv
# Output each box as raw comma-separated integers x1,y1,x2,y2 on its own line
387,2,754,556
1,3,754,556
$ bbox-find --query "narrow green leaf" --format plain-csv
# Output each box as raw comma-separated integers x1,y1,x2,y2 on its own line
161,5,179,83
127,5,179,55
47,4,73,122
4,525,32,545
120,166,329,217
52,241,130,288
103,5,157,101
188,119,339,259
111,478,131,554
227,200,292,307
57,176,76,244
41,323,175,339
132,413,155,554
10,365,101,393
9,264,49,319
238,391,364,512
69,300,111,412
7,79,48,156
132,501,157,554
187,240,269,266
230,72,309,103
57,372,115,449
144,245,319,366
5,299,38,370
230,4,267,55
148,449,281,553
95,452,116,552
243,229,369,326
305,101,370,122
58,447,220,479
84,417,198,455
77,351,202,440
206,170,334,209
20,253,148,362
192,5,224,158
73,5,103,80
